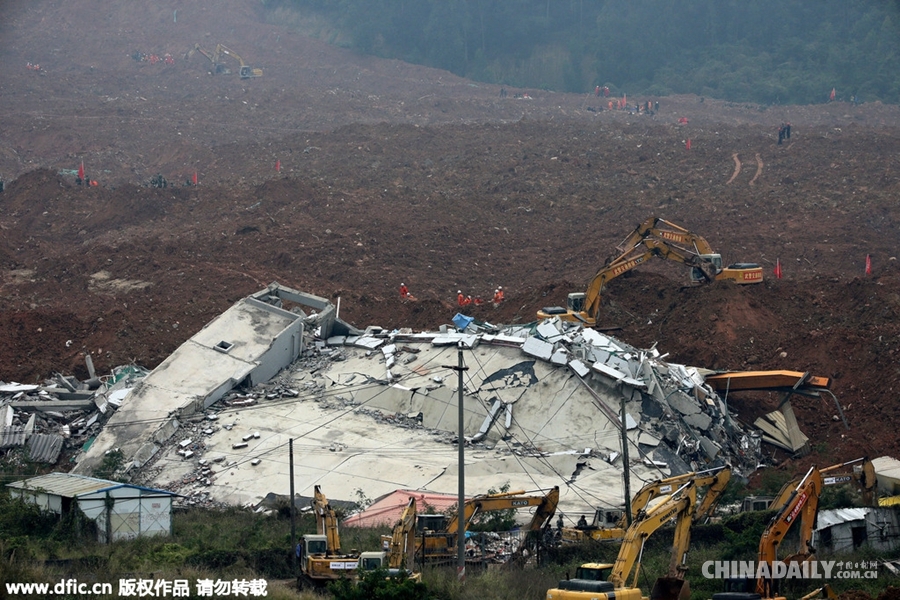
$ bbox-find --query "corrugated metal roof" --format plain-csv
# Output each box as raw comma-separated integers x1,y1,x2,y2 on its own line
7,472,120,497
7,472,179,498
816,507,869,530
27,433,64,464
0,426,27,448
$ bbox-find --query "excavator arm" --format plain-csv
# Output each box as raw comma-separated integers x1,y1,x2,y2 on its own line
540,236,718,326
622,466,731,528
312,484,343,555
615,216,717,256
445,486,559,534
388,497,417,571
756,467,824,598
610,482,697,589
771,457,877,509
538,218,761,326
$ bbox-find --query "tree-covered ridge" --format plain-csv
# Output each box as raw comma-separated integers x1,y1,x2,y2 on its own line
270,0,900,104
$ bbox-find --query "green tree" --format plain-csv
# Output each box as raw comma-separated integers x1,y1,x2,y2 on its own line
329,568,431,600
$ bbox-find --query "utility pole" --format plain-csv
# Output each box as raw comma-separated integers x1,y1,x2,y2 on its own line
289,438,297,574
443,343,469,582
620,397,632,526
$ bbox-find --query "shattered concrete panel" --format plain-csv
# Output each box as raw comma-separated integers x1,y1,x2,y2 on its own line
667,391,701,416
522,336,553,361
683,411,712,431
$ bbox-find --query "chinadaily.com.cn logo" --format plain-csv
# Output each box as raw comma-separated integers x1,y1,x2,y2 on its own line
702,561,879,580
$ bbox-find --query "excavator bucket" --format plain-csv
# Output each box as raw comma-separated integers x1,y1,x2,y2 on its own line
650,577,691,600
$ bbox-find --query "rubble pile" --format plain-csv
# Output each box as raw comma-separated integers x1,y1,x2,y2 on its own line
0,364,148,466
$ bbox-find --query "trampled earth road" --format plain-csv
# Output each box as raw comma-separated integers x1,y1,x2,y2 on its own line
1,0,900,477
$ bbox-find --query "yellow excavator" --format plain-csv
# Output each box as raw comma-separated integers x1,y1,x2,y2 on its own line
614,216,763,285
297,485,360,588
418,486,559,564
194,43,263,78
547,481,697,600
359,496,420,580
562,465,731,543
538,217,762,326
714,466,826,600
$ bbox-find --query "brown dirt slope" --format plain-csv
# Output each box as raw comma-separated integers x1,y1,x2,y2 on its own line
2,0,900,468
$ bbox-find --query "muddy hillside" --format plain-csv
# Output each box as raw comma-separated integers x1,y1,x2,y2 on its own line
1,0,900,473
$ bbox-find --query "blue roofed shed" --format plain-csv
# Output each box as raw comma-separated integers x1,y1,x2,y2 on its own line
7,472,177,543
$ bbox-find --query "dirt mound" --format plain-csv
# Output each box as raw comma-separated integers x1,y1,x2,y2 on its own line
2,0,900,467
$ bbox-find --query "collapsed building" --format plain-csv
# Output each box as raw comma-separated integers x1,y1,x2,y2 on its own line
63,282,769,522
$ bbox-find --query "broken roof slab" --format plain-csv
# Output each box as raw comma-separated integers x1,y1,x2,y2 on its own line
74,288,306,475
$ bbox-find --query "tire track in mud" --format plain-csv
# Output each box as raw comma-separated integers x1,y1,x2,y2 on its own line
749,153,763,185
726,153,741,184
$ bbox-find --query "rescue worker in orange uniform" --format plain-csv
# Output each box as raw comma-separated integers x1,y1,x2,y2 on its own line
457,290,465,307
399,283,410,299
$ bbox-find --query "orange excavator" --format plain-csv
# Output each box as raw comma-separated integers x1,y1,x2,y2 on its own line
538,217,762,326
714,466,825,600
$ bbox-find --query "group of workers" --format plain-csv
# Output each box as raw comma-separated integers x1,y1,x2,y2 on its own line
398,283,505,307
457,287,503,308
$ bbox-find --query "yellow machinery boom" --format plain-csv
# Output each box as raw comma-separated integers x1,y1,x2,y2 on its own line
419,486,559,564
194,43,262,78
563,465,731,543
538,217,762,326
298,485,359,587
546,482,697,600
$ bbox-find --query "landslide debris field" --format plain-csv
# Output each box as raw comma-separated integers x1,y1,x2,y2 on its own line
1,0,900,469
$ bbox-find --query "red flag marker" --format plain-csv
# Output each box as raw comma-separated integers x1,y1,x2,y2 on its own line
192,171,198,185
775,258,782,279
78,161,85,180
276,160,281,172
865,254,872,275
686,139,692,150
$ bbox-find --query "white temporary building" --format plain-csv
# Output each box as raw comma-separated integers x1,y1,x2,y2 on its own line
7,472,177,543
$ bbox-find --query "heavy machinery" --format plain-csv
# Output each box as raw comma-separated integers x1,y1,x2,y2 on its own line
546,482,697,600
418,486,559,564
562,465,731,543
538,218,762,326
614,217,762,284
771,457,877,508
194,43,263,78
297,485,359,587
713,466,826,600
358,496,420,579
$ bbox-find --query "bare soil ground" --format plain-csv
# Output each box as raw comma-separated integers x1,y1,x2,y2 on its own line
2,0,900,475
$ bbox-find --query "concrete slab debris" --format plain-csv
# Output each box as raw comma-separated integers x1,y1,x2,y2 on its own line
0,284,772,520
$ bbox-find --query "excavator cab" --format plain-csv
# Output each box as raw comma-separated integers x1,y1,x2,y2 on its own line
567,293,586,314
691,253,724,283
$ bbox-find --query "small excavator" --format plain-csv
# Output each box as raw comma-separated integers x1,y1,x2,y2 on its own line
562,465,731,543
194,43,263,79
417,486,559,565
546,481,697,600
359,496,420,580
297,485,360,588
538,217,762,326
